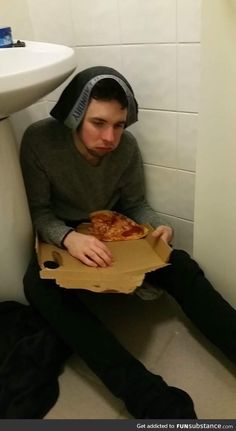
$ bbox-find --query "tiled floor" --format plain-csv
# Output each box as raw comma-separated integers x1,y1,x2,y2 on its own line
45,293,236,419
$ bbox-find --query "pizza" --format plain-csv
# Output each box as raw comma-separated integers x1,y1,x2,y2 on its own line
89,210,149,241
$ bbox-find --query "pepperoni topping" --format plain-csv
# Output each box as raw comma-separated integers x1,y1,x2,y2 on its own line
121,226,143,237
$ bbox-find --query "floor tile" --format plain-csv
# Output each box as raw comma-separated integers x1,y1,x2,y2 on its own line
45,294,236,419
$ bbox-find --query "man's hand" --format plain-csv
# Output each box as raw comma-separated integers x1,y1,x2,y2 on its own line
63,231,113,267
152,225,173,244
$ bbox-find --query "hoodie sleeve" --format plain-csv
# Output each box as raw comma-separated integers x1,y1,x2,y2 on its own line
20,124,73,247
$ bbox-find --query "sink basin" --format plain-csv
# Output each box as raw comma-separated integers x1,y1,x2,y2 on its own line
0,40,76,116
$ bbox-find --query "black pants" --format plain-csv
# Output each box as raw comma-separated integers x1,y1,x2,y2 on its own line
23,250,236,419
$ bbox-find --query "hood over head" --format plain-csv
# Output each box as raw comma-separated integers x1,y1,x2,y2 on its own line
50,66,138,130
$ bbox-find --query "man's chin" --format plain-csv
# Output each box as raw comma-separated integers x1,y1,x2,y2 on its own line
93,147,113,155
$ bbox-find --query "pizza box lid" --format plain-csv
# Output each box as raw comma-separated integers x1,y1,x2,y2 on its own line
36,223,172,294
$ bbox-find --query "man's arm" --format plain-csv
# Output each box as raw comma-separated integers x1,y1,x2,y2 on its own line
20,126,73,247
20,125,114,264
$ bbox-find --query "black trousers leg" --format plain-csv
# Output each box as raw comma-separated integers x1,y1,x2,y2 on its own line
23,252,197,419
146,249,236,364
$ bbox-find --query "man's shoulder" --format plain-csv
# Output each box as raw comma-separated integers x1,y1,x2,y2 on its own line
112,130,141,168
120,129,139,153
24,117,64,138
21,118,69,154
121,129,138,145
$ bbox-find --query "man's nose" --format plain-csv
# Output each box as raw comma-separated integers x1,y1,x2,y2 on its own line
102,126,115,143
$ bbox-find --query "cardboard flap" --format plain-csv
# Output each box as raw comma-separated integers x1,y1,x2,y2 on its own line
146,232,172,263
36,223,172,294
54,274,144,293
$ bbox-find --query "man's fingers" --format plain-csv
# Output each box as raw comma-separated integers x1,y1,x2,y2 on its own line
79,254,98,267
95,240,113,259
79,251,109,267
94,247,113,266
160,232,169,244
88,249,111,267
151,227,162,238
79,245,113,267
151,225,173,244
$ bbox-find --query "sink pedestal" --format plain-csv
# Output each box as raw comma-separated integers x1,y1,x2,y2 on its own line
0,41,76,301
0,118,33,302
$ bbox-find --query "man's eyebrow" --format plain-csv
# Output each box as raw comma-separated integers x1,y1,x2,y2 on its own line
90,117,106,121
90,117,126,125
117,120,126,124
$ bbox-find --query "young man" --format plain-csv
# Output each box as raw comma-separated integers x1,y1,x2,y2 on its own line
20,66,236,419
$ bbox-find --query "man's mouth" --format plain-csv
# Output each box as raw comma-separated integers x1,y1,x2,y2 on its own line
96,146,113,152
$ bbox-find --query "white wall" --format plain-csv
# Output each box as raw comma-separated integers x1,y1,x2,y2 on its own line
1,0,202,254
194,0,236,307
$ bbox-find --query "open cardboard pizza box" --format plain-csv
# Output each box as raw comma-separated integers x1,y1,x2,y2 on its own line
36,223,172,294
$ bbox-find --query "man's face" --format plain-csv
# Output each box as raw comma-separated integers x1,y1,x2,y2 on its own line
77,98,128,158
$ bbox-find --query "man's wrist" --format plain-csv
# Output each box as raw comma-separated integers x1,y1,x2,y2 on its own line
61,229,75,248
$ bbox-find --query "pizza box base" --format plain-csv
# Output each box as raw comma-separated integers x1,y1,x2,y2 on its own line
36,224,172,294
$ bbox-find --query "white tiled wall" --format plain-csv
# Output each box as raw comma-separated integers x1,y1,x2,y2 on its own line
27,0,75,46
121,45,177,110
8,0,202,254
119,0,177,43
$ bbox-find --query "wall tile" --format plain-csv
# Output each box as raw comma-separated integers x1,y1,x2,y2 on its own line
176,169,195,220
121,45,176,110
158,213,194,254
119,0,176,43
177,0,202,42
144,165,179,216
177,44,201,112
144,165,195,220
10,102,49,146
70,0,120,46
47,101,56,114
129,110,177,168
174,217,194,254
27,0,75,46
177,113,198,171
74,46,122,72
46,70,77,103
0,0,34,40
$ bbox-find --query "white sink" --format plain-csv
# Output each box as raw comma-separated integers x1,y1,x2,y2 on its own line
0,40,76,116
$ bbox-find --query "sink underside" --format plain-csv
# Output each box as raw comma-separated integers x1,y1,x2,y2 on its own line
0,41,76,116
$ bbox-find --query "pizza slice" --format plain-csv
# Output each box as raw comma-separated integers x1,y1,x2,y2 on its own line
89,210,149,241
